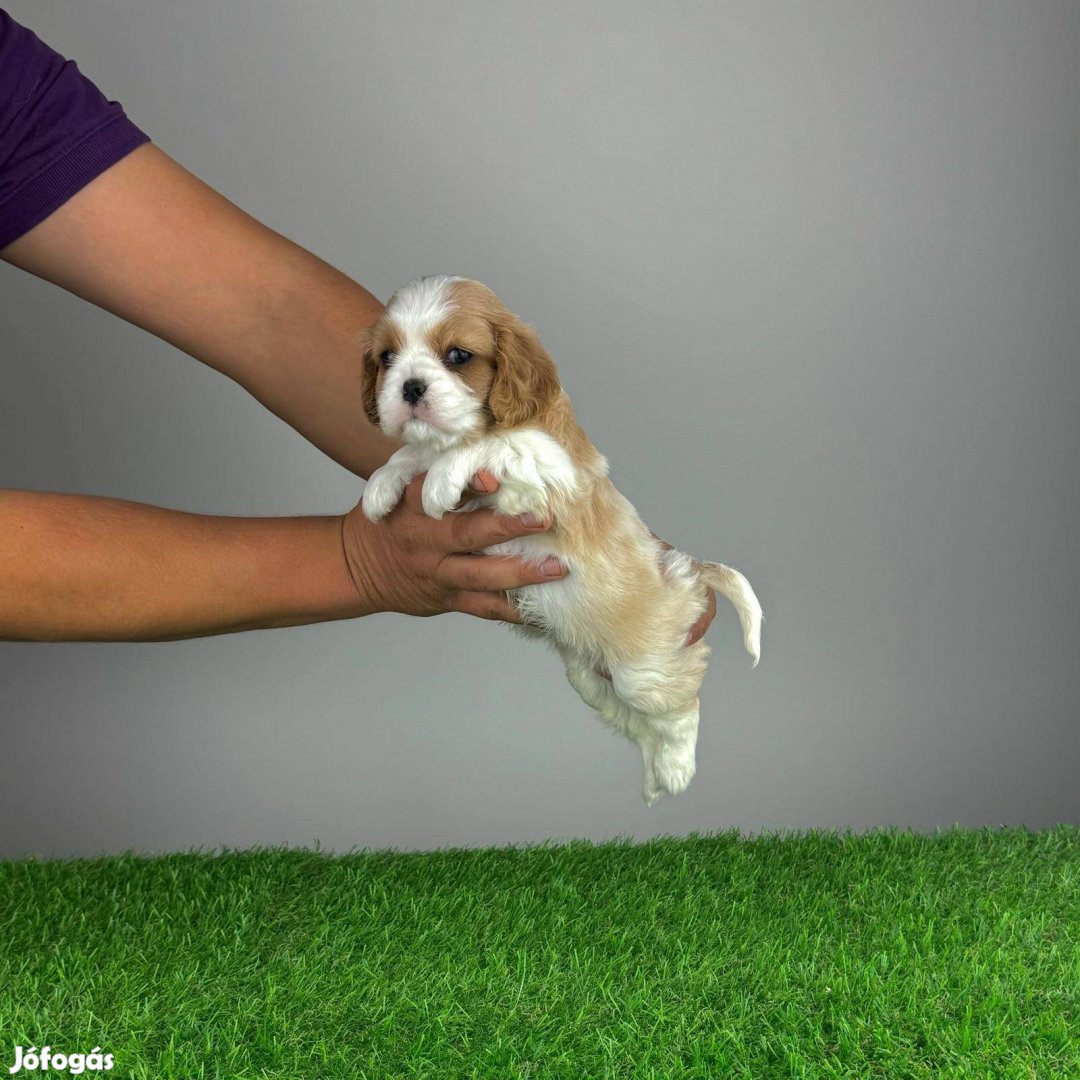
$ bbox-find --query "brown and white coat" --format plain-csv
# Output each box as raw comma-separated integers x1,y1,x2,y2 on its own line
361,276,761,803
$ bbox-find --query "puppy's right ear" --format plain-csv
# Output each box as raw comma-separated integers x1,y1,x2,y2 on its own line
360,327,381,428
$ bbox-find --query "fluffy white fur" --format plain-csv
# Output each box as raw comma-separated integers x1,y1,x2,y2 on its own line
362,275,762,804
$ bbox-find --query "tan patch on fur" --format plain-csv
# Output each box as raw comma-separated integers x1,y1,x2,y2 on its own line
360,320,406,427
424,309,497,409
446,280,562,430
436,280,677,660
365,277,715,668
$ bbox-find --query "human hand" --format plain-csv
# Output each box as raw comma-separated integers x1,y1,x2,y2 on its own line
453,475,718,641
684,595,717,646
342,470,566,622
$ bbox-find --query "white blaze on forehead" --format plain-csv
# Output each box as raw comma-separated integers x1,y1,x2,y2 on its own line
375,275,484,449
386,275,464,338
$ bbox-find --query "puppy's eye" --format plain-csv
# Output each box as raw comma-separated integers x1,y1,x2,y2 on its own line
380,351,395,368
445,347,473,366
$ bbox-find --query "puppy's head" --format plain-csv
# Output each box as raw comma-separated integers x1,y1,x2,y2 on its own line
361,276,561,448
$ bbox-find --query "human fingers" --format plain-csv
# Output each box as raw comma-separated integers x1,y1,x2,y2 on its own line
685,589,717,646
453,470,501,511
399,471,507,517
435,553,565,593
649,528,715,645
444,590,523,623
467,470,499,496
443,506,553,554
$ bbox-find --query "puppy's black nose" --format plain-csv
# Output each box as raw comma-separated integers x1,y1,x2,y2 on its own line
402,378,426,405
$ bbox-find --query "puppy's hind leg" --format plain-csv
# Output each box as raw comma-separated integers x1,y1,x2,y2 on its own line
645,699,700,800
563,655,664,806
607,644,709,801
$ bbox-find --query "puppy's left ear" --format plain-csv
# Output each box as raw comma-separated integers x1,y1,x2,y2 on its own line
489,314,561,428
360,328,381,428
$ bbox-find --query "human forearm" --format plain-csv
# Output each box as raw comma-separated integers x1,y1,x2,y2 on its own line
0,481,575,641
0,491,363,642
1,144,398,478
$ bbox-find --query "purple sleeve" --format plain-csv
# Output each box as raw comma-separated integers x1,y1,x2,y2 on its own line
0,10,150,251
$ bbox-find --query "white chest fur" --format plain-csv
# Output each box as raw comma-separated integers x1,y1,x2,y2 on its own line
362,427,586,639
427,428,580,520
363,428,580,526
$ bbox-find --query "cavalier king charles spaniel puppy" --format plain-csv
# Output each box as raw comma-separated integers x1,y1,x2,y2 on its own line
361,275,762,804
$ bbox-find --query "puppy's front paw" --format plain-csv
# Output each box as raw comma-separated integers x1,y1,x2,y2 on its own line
361,473,400,522
421,469,465,520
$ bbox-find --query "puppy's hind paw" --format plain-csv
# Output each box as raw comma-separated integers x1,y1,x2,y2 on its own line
652,740,697,798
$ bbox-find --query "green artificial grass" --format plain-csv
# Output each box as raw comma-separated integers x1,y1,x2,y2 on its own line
2,829,1079,1079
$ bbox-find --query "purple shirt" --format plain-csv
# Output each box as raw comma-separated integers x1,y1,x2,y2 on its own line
0,9,149,250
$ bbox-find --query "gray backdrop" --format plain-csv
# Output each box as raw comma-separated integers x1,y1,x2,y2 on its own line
2,1,1078,857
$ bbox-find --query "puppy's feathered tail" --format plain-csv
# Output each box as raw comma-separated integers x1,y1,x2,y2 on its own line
693,561,763,667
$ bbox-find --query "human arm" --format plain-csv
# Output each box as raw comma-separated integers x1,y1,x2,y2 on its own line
0,142,716,644
0,18,712,644
0,481,563,642
1,143,397,479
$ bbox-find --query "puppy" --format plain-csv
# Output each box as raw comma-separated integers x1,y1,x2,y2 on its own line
361,276,762,804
